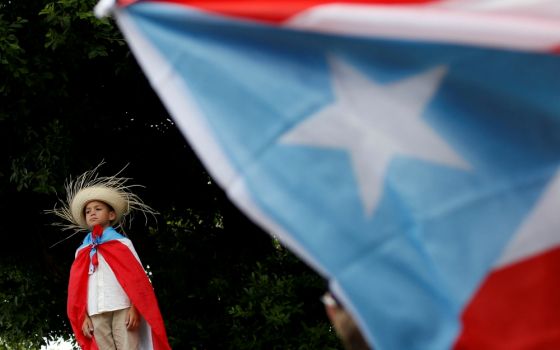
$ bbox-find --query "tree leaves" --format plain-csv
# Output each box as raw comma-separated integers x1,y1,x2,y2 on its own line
0,1,342,349
0,263,70,348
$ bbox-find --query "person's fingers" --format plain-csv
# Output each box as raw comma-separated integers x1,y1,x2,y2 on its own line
126,306,140,330
82,319,94,338
82,326,93,338
125,312,134,330
325,303,342,324
127,316,139,330
321,292,338,307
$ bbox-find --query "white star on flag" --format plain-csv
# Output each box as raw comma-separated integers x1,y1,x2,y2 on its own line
281,56,470,216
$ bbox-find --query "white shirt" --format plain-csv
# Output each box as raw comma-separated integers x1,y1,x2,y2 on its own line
81,238,142,316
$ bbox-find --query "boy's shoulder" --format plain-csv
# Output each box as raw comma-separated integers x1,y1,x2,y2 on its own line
78,227,128,248
103,227,127,241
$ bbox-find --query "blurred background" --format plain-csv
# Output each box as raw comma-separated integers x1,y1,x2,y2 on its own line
0,1,340,348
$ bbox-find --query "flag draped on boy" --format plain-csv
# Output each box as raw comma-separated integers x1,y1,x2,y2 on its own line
95,0,560,348
68,226,170,350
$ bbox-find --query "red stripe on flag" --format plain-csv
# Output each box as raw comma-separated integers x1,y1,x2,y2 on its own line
68,248,97,350
128,0,438,23
454,247,560,349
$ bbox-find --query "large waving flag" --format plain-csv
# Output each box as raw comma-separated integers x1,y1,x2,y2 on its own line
96,1,560,348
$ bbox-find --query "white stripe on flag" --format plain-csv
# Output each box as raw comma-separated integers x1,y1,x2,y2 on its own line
285,4,560,52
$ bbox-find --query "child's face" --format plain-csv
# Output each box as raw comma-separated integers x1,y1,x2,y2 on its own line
84,200,116,228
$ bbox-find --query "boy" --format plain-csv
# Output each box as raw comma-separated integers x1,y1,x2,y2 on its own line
50,165,171,350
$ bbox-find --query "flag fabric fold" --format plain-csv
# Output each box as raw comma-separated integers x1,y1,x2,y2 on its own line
68,229,170,350
102,1,560,348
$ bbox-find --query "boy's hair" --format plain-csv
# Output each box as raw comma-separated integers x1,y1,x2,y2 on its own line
48,162,157,232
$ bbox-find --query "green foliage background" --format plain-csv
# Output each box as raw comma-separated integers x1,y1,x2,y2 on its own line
0,1,341,348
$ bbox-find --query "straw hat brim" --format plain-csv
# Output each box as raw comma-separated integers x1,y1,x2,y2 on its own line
70,186,128,229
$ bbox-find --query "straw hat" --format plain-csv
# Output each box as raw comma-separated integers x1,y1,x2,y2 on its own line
70,185,129,229
48,163,156,232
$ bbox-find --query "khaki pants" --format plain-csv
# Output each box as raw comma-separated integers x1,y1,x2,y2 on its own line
90,308,139,350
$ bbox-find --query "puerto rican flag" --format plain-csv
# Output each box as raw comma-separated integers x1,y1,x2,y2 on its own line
96,1,560,349
68,227,170,350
